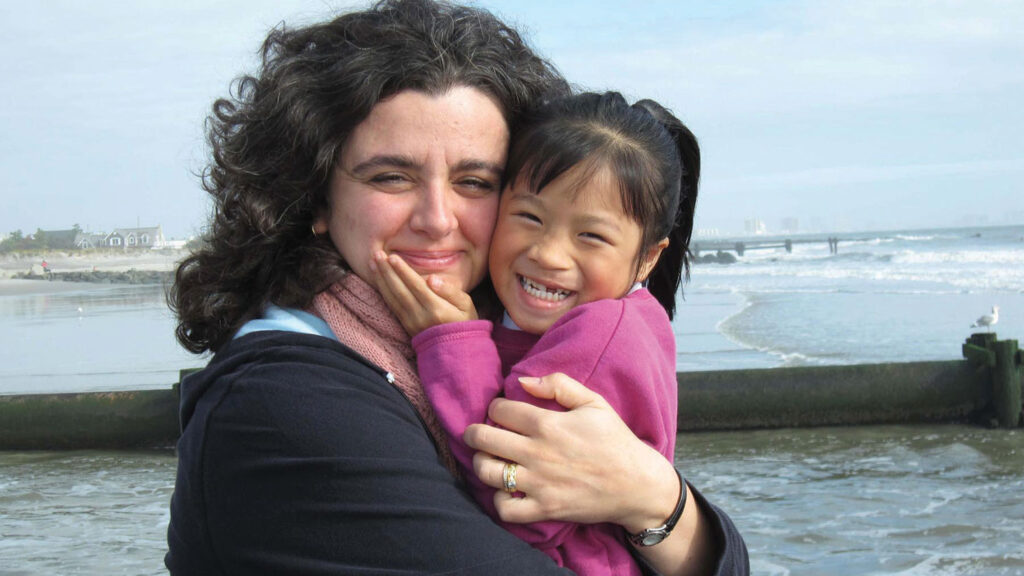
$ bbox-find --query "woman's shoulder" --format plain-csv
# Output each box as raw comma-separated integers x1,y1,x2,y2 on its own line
179,330,426,456
183,331,389,411
215,329,385,378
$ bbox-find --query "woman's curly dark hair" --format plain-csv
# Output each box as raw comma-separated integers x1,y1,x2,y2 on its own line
170,0,569,353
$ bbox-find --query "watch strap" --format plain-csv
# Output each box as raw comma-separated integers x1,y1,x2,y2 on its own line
627,466,687,547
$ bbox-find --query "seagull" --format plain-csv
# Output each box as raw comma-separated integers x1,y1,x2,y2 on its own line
971,306,999,332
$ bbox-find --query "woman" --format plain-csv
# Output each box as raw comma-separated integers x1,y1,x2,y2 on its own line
166,1,748,574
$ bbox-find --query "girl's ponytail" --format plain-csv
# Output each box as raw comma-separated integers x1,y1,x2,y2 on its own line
632,100,700,320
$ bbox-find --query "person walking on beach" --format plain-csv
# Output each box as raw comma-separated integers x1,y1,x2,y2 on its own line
371,91,700,575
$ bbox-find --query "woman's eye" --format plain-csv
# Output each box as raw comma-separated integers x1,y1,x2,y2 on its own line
457,178,498,194
369,173,409,186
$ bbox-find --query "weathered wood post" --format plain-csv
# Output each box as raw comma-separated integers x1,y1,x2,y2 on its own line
991,338,1022,428
963,333,1022,428
962,333,997,366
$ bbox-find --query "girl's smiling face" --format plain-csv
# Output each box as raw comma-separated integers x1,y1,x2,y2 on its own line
488,163,666,334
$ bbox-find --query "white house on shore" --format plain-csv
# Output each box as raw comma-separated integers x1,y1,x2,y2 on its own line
73,232,108,249
73,226,166,249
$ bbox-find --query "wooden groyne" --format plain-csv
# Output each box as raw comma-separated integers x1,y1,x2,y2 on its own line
678,333,1020,430
0,388,180,450
0,335,1019,450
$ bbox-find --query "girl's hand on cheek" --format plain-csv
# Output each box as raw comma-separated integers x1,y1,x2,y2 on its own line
370,251,477,336
423,274,478,321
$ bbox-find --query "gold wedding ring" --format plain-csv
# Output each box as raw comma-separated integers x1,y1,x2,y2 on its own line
502,462,518,493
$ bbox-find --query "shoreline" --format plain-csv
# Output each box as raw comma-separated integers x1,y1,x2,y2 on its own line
0,278,131,297
0,250,185,296
0,249,186,276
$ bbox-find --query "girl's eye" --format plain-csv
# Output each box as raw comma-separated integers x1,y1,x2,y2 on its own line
580,232,610,244
513,211,542,224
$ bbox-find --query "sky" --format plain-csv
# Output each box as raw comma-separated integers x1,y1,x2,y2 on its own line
2,0,1022,239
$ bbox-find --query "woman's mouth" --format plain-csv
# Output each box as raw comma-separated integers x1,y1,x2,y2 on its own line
519,275,573,302
393,250,461,271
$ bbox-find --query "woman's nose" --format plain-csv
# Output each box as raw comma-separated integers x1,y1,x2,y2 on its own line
409,182,457,239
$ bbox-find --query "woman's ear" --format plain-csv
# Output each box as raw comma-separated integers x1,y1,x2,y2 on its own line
312,215,329,236
636,238,669,282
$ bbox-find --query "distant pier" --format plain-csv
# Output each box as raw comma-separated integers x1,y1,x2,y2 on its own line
693,237,842,257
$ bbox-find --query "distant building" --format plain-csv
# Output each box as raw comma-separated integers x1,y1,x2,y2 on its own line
694,228,722,239
104,226,165,249
744,218,767,236
157,238,189,250
71,225,166,249
74,232,109,249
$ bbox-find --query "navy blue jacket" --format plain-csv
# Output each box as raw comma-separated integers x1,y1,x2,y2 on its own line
166,330,748,575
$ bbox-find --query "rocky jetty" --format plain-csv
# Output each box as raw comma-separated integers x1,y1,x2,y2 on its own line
13,269,173,285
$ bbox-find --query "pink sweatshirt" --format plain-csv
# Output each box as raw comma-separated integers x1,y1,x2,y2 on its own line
411,289,678,575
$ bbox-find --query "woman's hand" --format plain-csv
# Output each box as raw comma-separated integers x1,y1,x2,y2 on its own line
463,373,677,532
463,373,717,576
369,251,477,336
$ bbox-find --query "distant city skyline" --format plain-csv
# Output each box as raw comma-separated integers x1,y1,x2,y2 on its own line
3,0,1023,239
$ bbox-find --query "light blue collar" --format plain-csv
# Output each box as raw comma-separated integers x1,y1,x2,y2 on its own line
500,312,522,331
233,305,335,340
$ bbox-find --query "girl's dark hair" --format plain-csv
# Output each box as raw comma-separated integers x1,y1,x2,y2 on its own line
504,91,700,319
171,0,568,353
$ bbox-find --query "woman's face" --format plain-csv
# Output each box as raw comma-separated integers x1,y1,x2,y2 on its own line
317,87,508,292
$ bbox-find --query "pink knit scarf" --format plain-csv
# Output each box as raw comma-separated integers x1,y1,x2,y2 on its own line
311,273,458,476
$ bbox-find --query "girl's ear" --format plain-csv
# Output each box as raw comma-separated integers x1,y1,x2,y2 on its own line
636,237,669,283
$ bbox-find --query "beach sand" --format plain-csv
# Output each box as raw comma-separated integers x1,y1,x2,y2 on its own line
0,250,186,296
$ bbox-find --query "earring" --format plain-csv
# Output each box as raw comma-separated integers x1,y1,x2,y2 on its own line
311,224,319,238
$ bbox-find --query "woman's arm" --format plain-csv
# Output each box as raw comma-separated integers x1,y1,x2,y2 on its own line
464,373,749,576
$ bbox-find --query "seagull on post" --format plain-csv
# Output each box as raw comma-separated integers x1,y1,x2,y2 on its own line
971,306,999,332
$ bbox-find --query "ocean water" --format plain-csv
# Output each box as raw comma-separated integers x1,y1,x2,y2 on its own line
676,225,1024,372
1,224,1022,574
0,284,205,395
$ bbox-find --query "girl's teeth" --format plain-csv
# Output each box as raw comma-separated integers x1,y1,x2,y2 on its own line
520,276,571,302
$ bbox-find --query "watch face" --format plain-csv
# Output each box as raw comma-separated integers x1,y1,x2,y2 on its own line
642,531,667,546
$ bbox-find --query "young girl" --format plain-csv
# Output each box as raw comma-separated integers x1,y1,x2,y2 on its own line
371,91,699,575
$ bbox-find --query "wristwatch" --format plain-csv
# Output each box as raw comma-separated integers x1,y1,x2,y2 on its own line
627,467,687,547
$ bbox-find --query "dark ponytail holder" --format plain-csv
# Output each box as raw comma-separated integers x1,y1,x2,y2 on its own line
632,99,700,320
